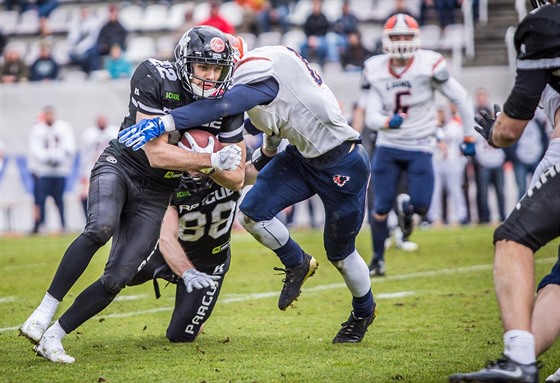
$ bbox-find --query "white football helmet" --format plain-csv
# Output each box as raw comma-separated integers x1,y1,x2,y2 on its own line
382,13,421,60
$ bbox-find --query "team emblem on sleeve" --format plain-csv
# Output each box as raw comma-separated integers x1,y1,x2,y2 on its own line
332,175,350,187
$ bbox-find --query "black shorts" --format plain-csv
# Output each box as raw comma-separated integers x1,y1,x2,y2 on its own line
494,164,560,252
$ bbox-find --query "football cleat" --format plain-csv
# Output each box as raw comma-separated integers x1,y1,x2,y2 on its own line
20,316,47,344
34,335,75,364
546,368,560,383
396,193,414,238
448,354,539,383
275,252,318,310
369,259,386,277
333,309,376,343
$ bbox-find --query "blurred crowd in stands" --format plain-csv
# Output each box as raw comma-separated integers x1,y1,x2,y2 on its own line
0,0,477,82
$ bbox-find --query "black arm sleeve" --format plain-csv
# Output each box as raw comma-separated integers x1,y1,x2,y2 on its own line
503,69,550,120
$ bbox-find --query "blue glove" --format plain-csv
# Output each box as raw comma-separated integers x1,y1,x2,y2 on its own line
388,113,404,129
474,104,500,148
460,140,476,156
118,117,166,151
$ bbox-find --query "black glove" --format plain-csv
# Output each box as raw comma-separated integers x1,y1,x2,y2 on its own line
474,104,500,148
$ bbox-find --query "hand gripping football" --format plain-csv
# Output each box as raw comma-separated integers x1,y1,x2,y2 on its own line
178,130,222,153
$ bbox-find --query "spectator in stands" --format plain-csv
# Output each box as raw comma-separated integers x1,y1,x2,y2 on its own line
235,0,265,35
509,108,550,200
340,31,372,72
67,6,101,75
79,114,119,218
103,44,132,80
28,106,76,234
333,0,359,54
29,41,59,82
429,103,469,226
197,0,236,35
300,0,338,67
96,5,128,60
473,133,507,224
258,0,292,34
1,47,28,83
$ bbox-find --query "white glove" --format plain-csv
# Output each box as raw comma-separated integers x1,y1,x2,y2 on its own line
181,268,221,293
263,134,282,152
182,132,215,153
210,145,242,171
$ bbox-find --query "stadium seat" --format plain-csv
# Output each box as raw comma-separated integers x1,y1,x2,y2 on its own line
0,10,20,35
119,5,144,33
141,4,170,32
420,24,442,50
167,2,195,31
192,2,210,24
26,40,42,65
322,0,343,22
281,30,306,50
360,24,383,52
125,36,157,64
257,31,282,48
219,1,244,29
370,0,397,22
15,9,40,35
439,23,465,51
348,0,374,22
156,35,177,60
51,39,72,66
48,7,72,34
288,0,312,26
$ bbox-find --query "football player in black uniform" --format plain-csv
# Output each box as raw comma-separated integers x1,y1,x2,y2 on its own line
126,132,273,342
449,1,560,382
20,26,246,363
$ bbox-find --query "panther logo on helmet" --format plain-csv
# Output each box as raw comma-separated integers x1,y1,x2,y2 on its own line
174,26,234,99
382,13,421,60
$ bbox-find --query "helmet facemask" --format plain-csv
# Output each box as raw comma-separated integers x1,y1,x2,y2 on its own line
180,172,213,194
175,27,234,99
382,14,421,60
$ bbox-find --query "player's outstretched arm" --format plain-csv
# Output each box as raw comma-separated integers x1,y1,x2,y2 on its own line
159,206,220,293
119,80,279,150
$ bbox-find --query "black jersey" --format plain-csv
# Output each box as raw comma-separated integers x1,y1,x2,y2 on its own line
514,3,560,92
171,179,241,269
114,58,244,191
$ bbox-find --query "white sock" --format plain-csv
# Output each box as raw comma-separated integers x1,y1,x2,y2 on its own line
503,330,536,365
31,293,60,328
33,292,60,327
44,320,68,341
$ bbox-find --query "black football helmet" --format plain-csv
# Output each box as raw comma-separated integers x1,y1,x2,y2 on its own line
174,26,234,99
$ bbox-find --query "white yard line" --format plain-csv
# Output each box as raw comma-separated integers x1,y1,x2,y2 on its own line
1,257,555,333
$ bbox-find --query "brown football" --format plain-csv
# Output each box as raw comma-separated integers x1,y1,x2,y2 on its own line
178,130,222,152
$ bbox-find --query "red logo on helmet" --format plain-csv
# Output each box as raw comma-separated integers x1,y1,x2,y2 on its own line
210,37,225,53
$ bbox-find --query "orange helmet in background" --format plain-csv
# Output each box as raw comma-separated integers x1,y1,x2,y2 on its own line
382,13,421,60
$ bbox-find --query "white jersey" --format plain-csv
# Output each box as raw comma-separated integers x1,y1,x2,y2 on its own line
80,124,119,179
28,119,76,177
233,46,360,158
362,49,474,153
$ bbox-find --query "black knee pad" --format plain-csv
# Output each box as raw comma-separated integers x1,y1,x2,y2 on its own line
83,219,116,246
100,273,127,295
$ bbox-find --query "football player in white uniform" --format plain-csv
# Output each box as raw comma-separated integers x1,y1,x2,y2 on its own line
449,0,560,381
119,45,378,344
360,14,476,276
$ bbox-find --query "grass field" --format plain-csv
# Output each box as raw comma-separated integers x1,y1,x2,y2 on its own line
0,226,558,383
